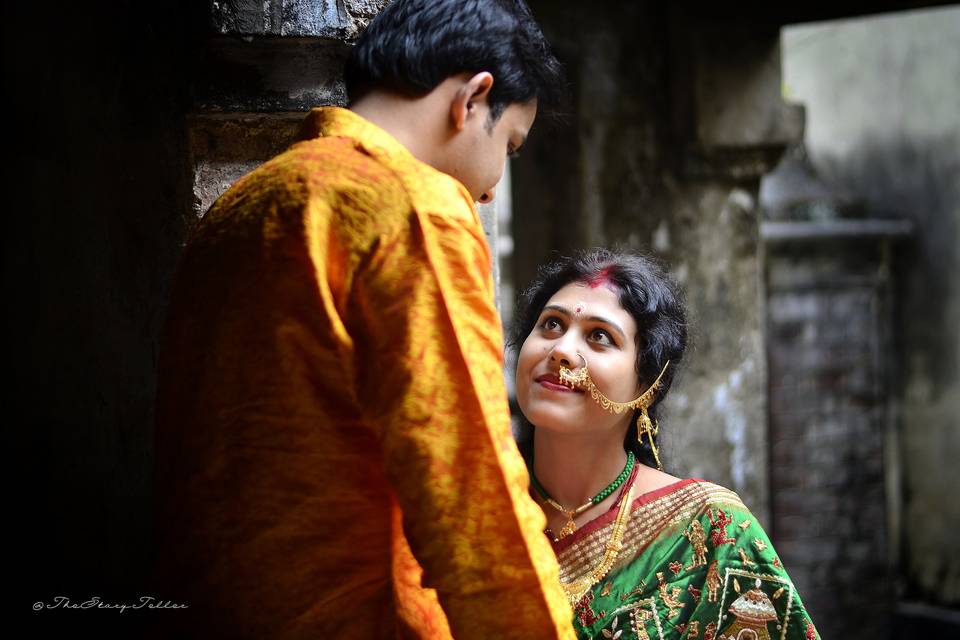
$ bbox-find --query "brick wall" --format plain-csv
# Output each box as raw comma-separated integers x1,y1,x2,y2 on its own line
765,227,901,638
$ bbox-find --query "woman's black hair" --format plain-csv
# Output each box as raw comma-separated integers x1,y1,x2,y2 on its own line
508,248,688,470
344,0,567,122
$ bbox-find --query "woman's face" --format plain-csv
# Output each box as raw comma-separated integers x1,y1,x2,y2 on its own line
516,282,640,436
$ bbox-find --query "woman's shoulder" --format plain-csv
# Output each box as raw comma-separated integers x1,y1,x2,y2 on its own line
664,478,752,517
672,480,786,570
627,476,769,548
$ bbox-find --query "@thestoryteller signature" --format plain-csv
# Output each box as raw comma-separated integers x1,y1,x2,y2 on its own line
33,596,188,612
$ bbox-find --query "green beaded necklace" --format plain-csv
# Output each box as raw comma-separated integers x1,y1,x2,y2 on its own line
530,451,635,539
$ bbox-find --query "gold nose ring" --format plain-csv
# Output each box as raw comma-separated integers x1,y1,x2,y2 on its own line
558,353,589,388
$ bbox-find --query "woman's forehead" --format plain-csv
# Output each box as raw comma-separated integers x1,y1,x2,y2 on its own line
546,282,617,306
545,283,636,330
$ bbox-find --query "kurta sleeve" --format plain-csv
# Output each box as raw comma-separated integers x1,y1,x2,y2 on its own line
350,203,575,639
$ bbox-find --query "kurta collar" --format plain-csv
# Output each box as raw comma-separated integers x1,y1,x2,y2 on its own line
297,106,417,167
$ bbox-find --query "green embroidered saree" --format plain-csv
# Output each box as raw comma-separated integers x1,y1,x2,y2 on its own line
552,478,818,640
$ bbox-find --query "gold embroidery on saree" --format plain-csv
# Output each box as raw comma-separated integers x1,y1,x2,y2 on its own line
574,591,605,627
707,508,737,547
738,547,758,567
706,560,722,602
600,613,623,639
684,519,709,569
557,481,772,639
557,482,745,584
602,596,662,640
716,568,795,640
656,571,685,618
704,621,718,640
620,582,647,602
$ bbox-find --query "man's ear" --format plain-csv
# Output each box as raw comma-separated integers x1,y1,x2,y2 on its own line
450,72,494,131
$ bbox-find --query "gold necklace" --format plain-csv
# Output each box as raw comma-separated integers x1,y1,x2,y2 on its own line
560,481,635,605
534,451,636,539
545,497,595,539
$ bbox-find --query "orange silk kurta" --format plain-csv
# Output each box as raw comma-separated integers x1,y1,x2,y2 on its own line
152,107,574,639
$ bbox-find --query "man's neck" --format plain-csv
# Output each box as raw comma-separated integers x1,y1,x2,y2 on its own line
349,89,445,169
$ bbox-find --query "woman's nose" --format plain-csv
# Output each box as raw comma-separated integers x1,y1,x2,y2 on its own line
549,341,579,369
478,186,496,204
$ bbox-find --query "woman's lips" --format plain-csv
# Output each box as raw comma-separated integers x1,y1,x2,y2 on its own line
535,374,582,393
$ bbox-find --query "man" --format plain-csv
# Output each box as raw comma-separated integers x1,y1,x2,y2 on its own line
151,0,574,637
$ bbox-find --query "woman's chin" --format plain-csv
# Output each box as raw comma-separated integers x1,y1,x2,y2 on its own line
528,414,589,436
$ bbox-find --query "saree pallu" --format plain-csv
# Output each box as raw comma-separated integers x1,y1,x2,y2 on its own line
554,479,818,640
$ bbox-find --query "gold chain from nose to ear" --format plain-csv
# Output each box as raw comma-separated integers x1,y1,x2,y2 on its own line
558,360,670,471
558,360,670,414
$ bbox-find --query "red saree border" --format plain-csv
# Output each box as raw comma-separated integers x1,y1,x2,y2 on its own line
551,476,705,554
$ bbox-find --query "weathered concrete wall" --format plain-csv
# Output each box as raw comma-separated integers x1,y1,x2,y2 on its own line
516,2,804,525
210,0,387,39
188,113,304,218
194,37,352,112
782,6,960,609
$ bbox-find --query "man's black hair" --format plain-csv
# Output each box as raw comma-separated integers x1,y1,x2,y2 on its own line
345,0,567,122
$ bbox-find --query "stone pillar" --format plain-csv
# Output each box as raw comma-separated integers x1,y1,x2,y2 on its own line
184,1,390,229
663,23,804,525
764,219,911,638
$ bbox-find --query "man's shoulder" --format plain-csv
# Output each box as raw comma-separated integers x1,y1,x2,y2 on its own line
193,136,410,245
292,108,475,219
281,135,474,220
312,138,475,223
281,135,409,197
208,133,477,240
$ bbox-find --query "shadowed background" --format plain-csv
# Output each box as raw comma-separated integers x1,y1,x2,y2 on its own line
7,1,957,636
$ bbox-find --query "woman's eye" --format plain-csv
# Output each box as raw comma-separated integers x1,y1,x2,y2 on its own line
541,317,562,332
590,329,614,345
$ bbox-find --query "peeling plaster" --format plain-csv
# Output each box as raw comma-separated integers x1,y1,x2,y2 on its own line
653,219,671,252
713,364,752,492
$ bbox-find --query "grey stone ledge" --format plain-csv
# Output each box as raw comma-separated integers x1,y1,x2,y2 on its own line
210,0,389,40
761,219,915,243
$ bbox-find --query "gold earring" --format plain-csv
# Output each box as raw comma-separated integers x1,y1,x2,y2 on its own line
637,409,662,471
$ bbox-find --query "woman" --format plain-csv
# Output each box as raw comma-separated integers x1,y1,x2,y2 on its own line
511,249,818,640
